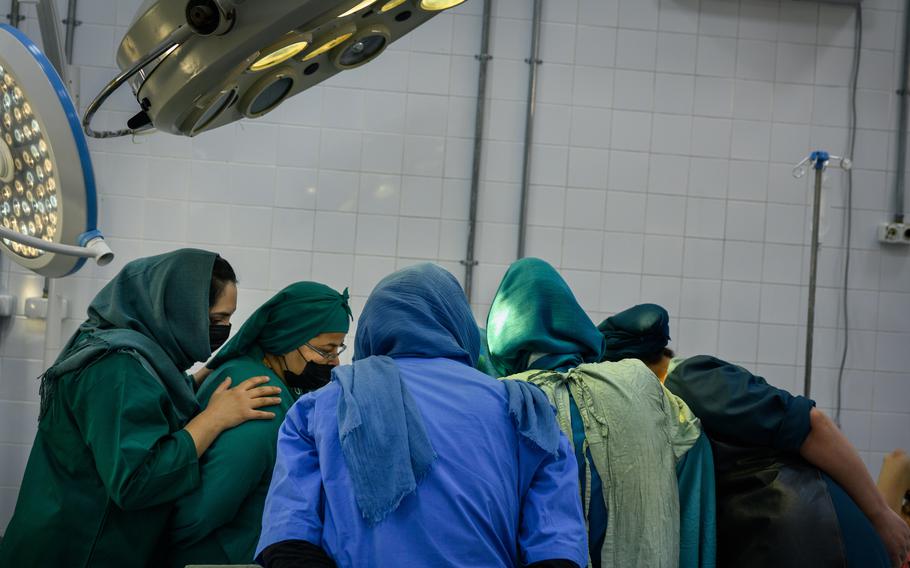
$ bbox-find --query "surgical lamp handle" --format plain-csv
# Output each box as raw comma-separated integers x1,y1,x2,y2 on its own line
82,24,195,138
0,226,114,266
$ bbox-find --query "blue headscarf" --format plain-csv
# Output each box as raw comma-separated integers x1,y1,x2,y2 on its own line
486,258,605,376
599,303,671,362
335,263,560,525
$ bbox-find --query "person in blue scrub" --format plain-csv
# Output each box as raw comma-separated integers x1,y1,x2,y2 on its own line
256,263,587,568
605,303,910,567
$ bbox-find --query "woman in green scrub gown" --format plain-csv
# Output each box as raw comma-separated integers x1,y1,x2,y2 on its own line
0,249,283,568
162,281,352,567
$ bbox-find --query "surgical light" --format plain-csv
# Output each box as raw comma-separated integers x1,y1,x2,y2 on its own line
0,25,113,277
419,0,468,11
84,0,469,138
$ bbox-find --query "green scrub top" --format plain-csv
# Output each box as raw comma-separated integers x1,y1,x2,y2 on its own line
162,355,295,567
0,352,201,568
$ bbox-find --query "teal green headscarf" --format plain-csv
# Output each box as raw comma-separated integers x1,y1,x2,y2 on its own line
599,303,671,362
485,258,605,377
40,249,219,422
207,282,352,367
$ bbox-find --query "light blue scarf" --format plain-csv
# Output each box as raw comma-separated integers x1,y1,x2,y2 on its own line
335,263,561,525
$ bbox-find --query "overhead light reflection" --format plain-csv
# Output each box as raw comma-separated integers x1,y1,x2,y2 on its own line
303,32,354,61
339,0,382,17
250,41,309,71
419,0,467,10
380,0,409,12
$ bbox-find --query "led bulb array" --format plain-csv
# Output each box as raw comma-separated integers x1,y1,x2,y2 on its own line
0,64,59,260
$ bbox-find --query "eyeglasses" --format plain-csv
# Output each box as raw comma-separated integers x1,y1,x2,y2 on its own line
304,342,347,361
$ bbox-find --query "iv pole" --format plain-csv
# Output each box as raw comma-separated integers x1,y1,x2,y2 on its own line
792,151,852,398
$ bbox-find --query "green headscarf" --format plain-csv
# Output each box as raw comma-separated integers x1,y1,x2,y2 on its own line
207,282,352,368
485,258,605,377
40,249,218,422
599,303,671,362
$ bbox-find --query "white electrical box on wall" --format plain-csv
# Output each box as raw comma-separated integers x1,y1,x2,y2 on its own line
878,222,910,245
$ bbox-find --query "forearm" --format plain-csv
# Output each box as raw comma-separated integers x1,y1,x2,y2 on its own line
109,429,200,510
800,408,890,522
183,410,225,457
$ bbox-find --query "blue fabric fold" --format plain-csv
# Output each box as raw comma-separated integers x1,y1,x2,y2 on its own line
335,263,561,525
335,357,437,525
501,379,561,456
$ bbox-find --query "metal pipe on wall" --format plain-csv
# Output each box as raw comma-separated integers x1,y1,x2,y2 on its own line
894,0,910,223
36,0,67,80
64,0,79,65
516,0,543,259
8,0,23,27
463,0,493,303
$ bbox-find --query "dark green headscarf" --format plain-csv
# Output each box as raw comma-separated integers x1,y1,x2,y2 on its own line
599,303,670,362
40,249,218,422
485,258,605,377
207,282,352,368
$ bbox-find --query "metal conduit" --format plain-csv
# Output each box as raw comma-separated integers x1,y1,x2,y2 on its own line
894,0,910,223
516,0,543,259
64,0,79,65
7,0,22,27
36,0,67,79
463,0,493,303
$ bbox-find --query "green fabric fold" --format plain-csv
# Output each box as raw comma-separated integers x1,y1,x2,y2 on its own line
40,248,218,422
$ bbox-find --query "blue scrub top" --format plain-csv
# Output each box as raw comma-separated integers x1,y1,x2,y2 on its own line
257,357,588,567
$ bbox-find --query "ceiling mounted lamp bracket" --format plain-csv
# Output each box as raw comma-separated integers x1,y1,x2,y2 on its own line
81,0,242,139
94,0,468,137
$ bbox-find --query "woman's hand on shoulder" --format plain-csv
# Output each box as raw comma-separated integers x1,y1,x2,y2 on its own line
205,376,282,430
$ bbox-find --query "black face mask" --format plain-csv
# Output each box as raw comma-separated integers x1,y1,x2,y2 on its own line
209,324,231,352
283,360,334,393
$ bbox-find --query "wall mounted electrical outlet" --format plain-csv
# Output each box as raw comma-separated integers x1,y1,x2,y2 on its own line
24,297,69,320
878,222,910,245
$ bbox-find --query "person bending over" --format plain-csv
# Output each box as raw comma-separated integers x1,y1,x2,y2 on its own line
604,302,910,567
485,259,712,568
162,281,352,567
0,250,281,568
257,264,587,568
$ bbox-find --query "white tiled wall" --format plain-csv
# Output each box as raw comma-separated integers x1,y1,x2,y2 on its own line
2,0,910,534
